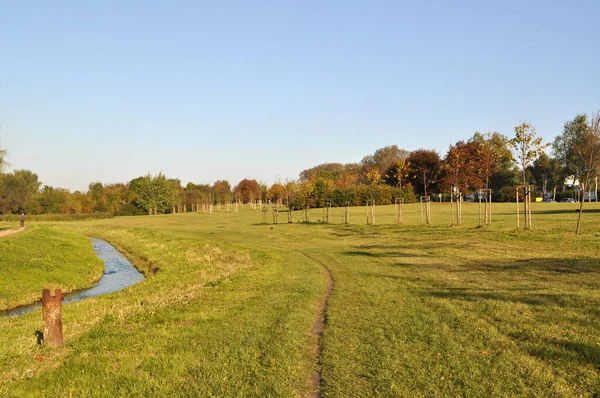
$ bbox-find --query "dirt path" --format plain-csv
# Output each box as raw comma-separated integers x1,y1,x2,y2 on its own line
299,250,334,398
0,227,24,238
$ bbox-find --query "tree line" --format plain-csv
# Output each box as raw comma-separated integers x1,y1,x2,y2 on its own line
1,112,599,217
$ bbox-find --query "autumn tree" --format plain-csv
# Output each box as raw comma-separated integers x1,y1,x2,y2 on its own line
212,180,231,204
407,149,441,196
234,179,260,203
268,183,286,204
441,140,483,194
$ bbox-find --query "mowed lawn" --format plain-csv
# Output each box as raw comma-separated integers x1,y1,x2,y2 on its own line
2,201,600,397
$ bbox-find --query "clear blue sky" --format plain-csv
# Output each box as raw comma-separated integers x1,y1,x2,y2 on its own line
1,0,598,191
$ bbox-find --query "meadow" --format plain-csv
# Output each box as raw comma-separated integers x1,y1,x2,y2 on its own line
1,201,600,397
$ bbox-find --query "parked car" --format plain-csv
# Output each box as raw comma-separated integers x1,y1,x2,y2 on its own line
560,198,576,203
542,198,556,203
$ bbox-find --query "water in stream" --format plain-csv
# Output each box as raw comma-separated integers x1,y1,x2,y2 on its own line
2,238,145,317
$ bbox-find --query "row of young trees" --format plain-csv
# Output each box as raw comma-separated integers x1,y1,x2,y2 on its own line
1,112,599,225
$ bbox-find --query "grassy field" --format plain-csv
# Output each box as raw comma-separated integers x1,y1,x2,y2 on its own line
2,201,600,396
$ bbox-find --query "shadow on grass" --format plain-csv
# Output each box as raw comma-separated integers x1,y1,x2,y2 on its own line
533,209,600,215
426,287,579,307
526,338,600,368
343,250,430,258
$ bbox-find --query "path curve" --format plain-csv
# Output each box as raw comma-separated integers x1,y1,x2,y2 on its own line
0,227,24,238
299,250,334,398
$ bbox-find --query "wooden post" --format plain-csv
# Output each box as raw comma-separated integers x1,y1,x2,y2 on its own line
394,198,403,225
457,194,461,225
516,187,519,229
371,201,375,225
427,198,431,224
478,191,482,226
342,203,350,224
450,192,454,225
488,191,492,225
42,289,64,347
399,199,403,224
420,196,431,224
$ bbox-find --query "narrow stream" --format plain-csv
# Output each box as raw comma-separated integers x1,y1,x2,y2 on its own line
2,238,145,317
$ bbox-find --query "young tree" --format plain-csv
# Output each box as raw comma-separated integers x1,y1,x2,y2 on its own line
554,112,600,234
508,123,549,229
509,123,550,186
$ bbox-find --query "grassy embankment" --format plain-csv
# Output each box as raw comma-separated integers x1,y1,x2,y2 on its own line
2,201,600,396
0,225,103,311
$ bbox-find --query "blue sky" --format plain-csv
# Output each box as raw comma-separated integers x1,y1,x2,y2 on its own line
1,0,598,191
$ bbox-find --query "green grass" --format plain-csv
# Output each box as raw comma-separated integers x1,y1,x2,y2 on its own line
2,202,600,396
0,225,104,311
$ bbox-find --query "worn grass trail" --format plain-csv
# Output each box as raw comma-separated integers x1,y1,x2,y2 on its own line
2,202,600,396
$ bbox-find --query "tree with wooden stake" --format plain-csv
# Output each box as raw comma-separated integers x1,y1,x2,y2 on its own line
366,199,376,225
553,112,600,234
515,185,533,229
508,123,549,229
299,180,314,223
441,140,482,226
394,197,404,225
342,202,350,224
450,189,462,226
272,204,279,224
322,202,331,223
420,196,431,224
261,204,268,224
478,189,492,226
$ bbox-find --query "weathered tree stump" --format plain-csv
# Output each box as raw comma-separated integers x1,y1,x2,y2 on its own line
42,289,64,347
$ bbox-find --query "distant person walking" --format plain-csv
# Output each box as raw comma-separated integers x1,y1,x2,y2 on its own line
20,213,25,228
